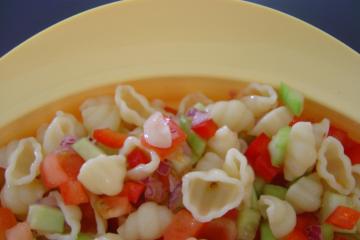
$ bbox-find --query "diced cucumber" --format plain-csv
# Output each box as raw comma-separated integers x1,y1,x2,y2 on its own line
72,138,104,160
263,184,287,200
269,126,290,167
260,222,277,240
179,115,206,157
77,233,93,240
27,204,65,233
320,191,354,222
254,177,266,196
321,224,334,240
279,82,304,116
193,103,206,111
237,208,261,240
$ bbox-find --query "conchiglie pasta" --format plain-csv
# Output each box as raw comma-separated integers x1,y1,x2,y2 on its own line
80,96,121,132
177,92,212,114
240,83,278,118
195,152,223,171
0,140,19,169
312,118,330,149
258,195,296,238
78,155,127,196
352,164,360,196
43,111,86,154
249,106,293,137
284,122,317,181
285,174,324,213
206,100,254,133
117,202,173,240
182,169,244,222
207,126,240,158
5,137,42,186
115,85,156,126
317,136,355,195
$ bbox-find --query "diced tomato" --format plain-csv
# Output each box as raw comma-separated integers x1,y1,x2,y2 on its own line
328,126,357,152
40,149,84,189
346,143,360,165
79,203,97,233
245,133,271,163
196,217,237,240
191,119,218,139
95,195,133,219
223,208,238,220
295,213,319,232
5,222,32,240
126,147,151,169
163,209,204,240
0,208,17,240
93,128,127,149
283,228,307,240
326,206,360,230
59,180,89,205
119,181,146,204
334,234,358,240
164,106,178,115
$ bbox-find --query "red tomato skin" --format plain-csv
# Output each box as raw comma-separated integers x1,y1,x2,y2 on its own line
93,128,127,149
126,148,151,169
191,119,218,139
59,180,89,205
79,203,97,233
0,208,17,240
196,217,237,240
119,181,146,204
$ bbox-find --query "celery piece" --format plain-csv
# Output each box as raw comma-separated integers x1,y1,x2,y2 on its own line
179,115,206,157
279,82,304,116
260,222,277,240
237,208,261,240
254,177,266,196
263,184,287,200
320,191,354,222
77,233,93,240
193,103,206,111
321,224,334,240
72,138,104,160
269,126,290,167
27,205,65,233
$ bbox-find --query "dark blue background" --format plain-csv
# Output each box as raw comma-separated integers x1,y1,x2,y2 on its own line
1,0,359,56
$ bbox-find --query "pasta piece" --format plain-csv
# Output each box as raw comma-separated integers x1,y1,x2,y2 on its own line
312,118,330,149
182,169,244,222
90,194,107,236
240,83,278,118
249,106,293,137
352,164,360,196
0,179,45,216
95,233,124,240
117,202,173,240
119,136,160,180
43,111,86,154
207,126,240,158
45,191,81,240
206,100,254,133
178,92,212,114
0,140,18,169
36,123,48,144
78,154,127,196
195,152,223,171
258,195,296,238
5,137,42,186
284,122,317,181
285,173,324,213
317,136,355,195
80,96,121,133
115,85,156,126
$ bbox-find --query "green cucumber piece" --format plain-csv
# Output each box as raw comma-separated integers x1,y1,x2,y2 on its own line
179,115,206,157
27,204,65,233
263,184,287,200
269,126,290,167
321,224,334,240
279,82,304,116
260,222,277,240
237,208,261,240
254,177,266,196
77,233,93,240
72,138,104,160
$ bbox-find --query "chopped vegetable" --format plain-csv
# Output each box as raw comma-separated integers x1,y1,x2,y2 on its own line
59,180,89,205
93,128,127,149
236,208,261,240
260,222,277,240
224,208,238,220
254,176,266,196
0,168,4,192
262,184,287,200
197,217,237,240
268,126,291,167
163,209,203,240
0,207,17,240
168,151,194,175
76,233,93,240
320,191,354,222
191,119,218,139
295,213,319,232
126,147,151,169
72,138,104,160
179,115,206,157
119,181,145,204
304,225,321,240
326,206,360,230
5,222,33,240
79,203,97,234
164,106,178,115
279,82,304,116
346,143,360,165
144,176,169,204
284,228,307,240
193,103,206,111
27,205,65,233
321,224,334,240
95,195,132,219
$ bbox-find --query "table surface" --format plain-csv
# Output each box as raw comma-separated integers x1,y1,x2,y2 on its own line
1,0,359,56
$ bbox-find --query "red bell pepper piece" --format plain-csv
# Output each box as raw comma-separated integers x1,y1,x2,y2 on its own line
223,208,238,220
191,119,218,139
119,181,146,204
59,180,89,205
126,147,151,169
0,208,17,240
346,143,360,165
93,128,127,149
326,206,360,230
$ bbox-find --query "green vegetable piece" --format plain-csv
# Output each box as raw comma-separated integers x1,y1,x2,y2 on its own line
269,126,291,167
321,224,334,240
279,82,304,116
254,177,266,196
27,204,65,233
320,191,354,222
263,184,287,200
237,208,261,240
179,115,206,157
77,233,93,240
193,102,206,111
260,222,277,240
250,187,258,210
72,138,104,160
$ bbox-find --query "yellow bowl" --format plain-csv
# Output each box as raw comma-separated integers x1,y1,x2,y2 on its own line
0,0,360,145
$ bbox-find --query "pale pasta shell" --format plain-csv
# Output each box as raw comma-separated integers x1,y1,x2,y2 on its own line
90,194,108,236
207,126,240,158
312,118,330,149
249,106,293,137
258,195,296,238
78,155,127,196
117,202,173,240
195,152,223,171
352,164,360,196
317,136,355,195
177,92,212,114
182,169,244,222
119,136,160,180
284,122,317,181
115,85,156,126
0,140,19,169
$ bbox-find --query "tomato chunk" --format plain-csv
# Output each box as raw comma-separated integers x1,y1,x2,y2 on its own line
283,228,307,240
93,128,127,149
191,119,218,139
59,180,89,205
119,181,146,204
5,222,33,240
95,195,133,219
326,206,360,230
126,147,151,169
79,203,97,233
196,217,237,240
0,207,17,240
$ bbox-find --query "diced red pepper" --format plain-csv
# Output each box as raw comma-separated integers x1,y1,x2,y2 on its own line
191,119,218,139
334,234,358,240
93,128,127,149
196,217,237,240
126,147,151,169
328,126,356,152
59,180,89,205
95,195,133,219
119,181,146,204
346,143,360,165
164,106,178,115
0,208,17,240
223,208,238,220
245,133,271,163
326,206,360,230
283,228,307,240
79,203,97,233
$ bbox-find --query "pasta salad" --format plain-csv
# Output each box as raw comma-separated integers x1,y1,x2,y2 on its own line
0,82,360,240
